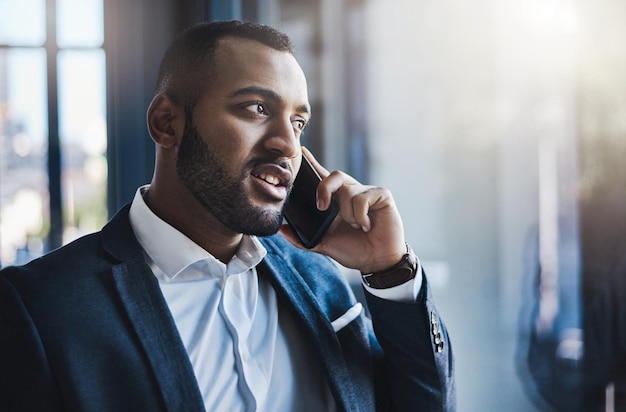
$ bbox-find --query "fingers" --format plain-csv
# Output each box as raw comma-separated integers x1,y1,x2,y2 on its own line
301,147,329,178
302,147,395,232
316,170,355,212
320,172,394,232
339,185,394,232
299,147,335,211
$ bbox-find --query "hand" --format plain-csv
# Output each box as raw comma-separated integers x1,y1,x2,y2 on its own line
279,147,407,274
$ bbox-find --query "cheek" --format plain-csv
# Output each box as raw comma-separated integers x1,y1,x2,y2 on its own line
205,129,256,179
199,123,244,155
195,115,265,167
217,139,250,171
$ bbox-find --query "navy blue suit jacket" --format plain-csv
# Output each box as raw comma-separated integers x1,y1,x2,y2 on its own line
0,205,455,411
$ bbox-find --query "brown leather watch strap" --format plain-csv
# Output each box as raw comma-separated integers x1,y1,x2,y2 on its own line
361,244,417,289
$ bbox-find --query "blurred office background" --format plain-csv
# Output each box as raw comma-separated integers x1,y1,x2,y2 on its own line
1,0,625,410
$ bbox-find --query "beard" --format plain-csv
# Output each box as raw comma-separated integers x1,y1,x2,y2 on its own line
176,116,287,236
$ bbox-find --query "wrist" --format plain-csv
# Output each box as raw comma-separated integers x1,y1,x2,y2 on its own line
361,243,418,289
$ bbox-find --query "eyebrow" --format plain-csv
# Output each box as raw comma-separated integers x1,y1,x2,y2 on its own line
229,86,311,116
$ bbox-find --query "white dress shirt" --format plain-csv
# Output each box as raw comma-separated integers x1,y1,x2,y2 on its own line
128,185,422,411
129,187,335,411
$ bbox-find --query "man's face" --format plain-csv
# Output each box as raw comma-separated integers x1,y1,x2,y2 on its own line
176,37,310,236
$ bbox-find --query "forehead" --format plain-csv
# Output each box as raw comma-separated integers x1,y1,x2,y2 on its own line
202,36,309,109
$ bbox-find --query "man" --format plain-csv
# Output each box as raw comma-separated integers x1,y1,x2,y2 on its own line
0,21,454,411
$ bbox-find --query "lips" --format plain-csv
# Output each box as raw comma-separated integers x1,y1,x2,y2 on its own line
250,163,293,201
256,173,281,186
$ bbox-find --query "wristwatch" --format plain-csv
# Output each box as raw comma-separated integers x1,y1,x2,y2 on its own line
361,244,418,289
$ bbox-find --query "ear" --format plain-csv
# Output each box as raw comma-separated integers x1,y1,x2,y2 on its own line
147,94,185,149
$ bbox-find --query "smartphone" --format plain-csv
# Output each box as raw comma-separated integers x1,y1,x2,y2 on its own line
284,155,339,248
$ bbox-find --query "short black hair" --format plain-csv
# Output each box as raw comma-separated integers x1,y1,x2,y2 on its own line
156,20,295,108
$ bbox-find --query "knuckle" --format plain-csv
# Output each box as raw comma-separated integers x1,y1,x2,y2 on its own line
351,194,367,210
328,170,344,179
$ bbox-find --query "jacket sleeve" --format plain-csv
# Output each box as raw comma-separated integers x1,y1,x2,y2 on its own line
0,272,64,411
364,270,456,411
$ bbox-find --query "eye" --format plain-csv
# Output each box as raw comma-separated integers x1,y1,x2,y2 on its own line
244,102,269,116
292,117,308,131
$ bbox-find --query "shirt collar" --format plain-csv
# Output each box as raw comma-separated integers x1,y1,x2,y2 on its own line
129,185,267,281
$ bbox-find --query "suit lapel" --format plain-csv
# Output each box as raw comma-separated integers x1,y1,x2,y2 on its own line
102,207,204,411
111,258,205,412
259,252,361,412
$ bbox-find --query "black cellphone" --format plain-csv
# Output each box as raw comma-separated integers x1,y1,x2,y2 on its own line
284,155,339,248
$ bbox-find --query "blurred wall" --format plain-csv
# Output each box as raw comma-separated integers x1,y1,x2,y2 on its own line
363,0,611,410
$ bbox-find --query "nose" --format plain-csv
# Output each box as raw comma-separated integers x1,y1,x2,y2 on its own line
263,117,300,159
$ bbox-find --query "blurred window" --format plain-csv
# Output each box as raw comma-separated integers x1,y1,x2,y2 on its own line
0,0,107,267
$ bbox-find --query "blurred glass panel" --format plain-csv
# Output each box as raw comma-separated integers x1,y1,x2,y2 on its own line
0,0,46,46
0,48,49,267
57,0,104,48
57,49,107,244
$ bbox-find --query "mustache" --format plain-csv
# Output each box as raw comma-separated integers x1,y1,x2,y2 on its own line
246,158,293,174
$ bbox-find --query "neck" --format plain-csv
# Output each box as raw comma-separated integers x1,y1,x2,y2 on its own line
143,183,242,264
